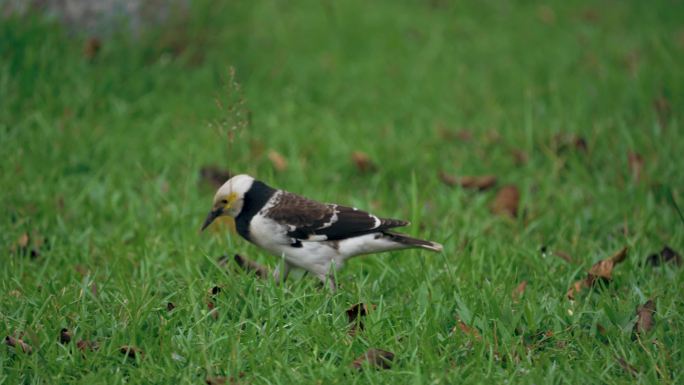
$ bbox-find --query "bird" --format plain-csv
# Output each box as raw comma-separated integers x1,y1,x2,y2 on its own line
201,174,443,290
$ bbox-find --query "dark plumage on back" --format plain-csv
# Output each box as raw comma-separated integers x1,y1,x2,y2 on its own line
265,192,408,241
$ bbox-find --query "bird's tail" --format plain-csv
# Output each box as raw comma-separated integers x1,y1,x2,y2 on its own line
384,232,443,252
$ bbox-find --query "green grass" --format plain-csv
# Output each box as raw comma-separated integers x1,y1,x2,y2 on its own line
2,0,683,383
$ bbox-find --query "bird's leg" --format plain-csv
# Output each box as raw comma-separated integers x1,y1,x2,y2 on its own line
315,273,337,292
273,261,292,285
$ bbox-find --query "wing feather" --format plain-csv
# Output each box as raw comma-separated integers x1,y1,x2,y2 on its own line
264,192,408,241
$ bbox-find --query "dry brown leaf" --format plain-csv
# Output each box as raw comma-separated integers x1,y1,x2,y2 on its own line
207,301,218,320
90,282,98,296
74,264,90,277
587,247,628,280
537,5,556,24
436,126,472,142
83,37,101,60
490,185,520,217
200,165,233,188
268,150,288,172
511,149,528,166
453,319,481,341
653,95,670,128
633,299,656,337
512,281,527,301
206,372,244,385
351,151,377,173
628,152,644,182
566,279,590,300
76,339,98,352
205,377,227,385
234,254,269,278
4,336,32,354
120,345,144,359
438,171,457,187
351,348,395,370
12,232,42,258
567,247,628,299
17,233,29,248
59,328,72,345
76,339,99,352
346,303,376,336
553,133,588,154
458,175,497,191
346,303,375,323
646,245,682,267
553,250,574,263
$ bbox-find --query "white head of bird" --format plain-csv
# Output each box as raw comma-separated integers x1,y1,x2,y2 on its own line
201,174,255,231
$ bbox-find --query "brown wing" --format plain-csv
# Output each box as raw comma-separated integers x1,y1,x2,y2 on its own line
265,192,408,241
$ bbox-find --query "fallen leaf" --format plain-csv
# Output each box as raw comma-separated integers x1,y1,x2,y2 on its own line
587,246,628,280
453,319,481,341
567,247,629,299
76,340,99,352
553,133,588,154
346,303,376,336
580,7,600,23
438,171,458,187
83,37,101,60
120,345,144,359
268,150,288,171
646,245,682,267
512,281,527,301
458,175,498,191
207,301,218,320
537,5,556,24
628,152,644,182
200,165,233,188
633,299,656,337
17,233,29,248
74,264,90,277
553,250,574,263
4,336,32,354
436,126,472,141
12,232,43,258
351,348,395,370
234,254,269,278
59,328,72,344
596,323,607,336
351,151,377,173
653,95,670,128
167,302,176,312
346,303,375,323
490,185,520,217
616,356,638,377
205,377,227,385
206,372,244,385
566,279,589,300
511,149,528,166
90,282,98,296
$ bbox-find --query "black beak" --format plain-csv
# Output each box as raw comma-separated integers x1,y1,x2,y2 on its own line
201,208,223,231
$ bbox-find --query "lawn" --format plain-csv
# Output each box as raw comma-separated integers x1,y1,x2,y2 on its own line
1,0,683,383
